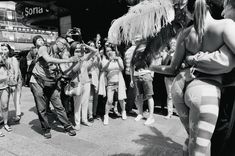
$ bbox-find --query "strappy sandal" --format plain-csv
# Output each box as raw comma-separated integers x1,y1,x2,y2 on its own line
0,131,4,137
4,124,12,132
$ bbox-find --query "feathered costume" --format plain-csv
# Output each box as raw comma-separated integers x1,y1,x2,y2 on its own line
110,0,189,43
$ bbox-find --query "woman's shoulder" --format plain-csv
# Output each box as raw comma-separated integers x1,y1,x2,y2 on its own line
183,27,201,54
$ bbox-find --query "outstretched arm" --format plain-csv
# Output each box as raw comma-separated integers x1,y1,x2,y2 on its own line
39,46,77,64
149,29,189,76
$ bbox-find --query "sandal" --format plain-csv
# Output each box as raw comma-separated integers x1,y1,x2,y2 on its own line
0,131,4,137
4,124,12,132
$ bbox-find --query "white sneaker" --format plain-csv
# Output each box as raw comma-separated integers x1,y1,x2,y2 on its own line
164,114,172,119
103,115,109,125
144,117,155,126
135,114,144,121
73,125,81,131
122,111,127,120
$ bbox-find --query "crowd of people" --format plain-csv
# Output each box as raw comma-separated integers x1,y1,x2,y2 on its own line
0,28,171,138
0,0,235,155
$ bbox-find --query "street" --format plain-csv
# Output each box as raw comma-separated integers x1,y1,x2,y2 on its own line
1,86,187,156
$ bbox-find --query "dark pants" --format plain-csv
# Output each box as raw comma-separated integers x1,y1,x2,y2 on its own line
30,82,72,131
60,82,74,122
211,86,235,156
124,74,136,112
97,95,106,116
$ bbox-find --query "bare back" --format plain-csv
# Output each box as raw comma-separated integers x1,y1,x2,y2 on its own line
185,18,233,54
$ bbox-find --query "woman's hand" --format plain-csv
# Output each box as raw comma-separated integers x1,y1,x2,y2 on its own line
130,80,134,88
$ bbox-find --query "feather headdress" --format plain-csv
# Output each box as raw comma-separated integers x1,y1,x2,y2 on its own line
108,0,176,44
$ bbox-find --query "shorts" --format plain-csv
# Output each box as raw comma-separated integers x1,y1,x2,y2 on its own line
134,73,153,101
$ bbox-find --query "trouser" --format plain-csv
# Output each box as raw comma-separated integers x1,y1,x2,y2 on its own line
88,84,98,118
30,82,72,131
9,81,22,117
60,82,74,119
73,82,91,126
172,77,220,156
125,75,136,112
211,86,235,156
164,77,174,115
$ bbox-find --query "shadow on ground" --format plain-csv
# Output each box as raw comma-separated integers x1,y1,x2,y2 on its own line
110,126,183,156
28,113,65,135
135,126,182,156
29,106,37,114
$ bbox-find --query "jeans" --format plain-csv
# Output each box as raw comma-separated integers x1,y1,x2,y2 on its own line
30,82,72,131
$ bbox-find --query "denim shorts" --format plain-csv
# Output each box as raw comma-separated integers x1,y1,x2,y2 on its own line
134,73,153,101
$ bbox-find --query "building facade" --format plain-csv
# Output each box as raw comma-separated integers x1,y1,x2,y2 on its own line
0,1,58,52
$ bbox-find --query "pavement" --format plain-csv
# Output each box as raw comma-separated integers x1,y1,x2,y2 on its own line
1,86,187,156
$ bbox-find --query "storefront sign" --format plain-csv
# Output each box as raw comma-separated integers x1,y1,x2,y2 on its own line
24,6,50,17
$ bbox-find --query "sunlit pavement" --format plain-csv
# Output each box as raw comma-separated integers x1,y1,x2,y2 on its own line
1,86,187,156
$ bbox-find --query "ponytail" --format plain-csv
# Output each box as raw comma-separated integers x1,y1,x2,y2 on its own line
194,0,207,43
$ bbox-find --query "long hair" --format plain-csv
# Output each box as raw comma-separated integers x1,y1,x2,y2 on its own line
194,0,208,44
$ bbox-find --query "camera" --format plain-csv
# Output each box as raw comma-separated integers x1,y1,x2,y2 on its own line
66,27,82,42
70,27,81,36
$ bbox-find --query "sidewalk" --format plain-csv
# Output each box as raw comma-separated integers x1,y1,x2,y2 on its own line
1,87,187,156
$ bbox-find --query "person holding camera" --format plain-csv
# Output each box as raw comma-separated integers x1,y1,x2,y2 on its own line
67,41,99,130
130,35,155,126
29,37,78,138
0,43,14,136
102,46,127,125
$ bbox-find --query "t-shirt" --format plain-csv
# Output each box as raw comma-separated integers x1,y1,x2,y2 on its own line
124,45,136,75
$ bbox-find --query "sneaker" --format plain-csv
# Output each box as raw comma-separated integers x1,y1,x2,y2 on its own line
4,124,12,132
0,131,4,137
135,114,144,121
114,109,121,116
65,126,76,136
103,115,109,125
73,125,81,131
122,111,127,120
144,117,155,126
94,115,101,120
88,117,94,123
13,115,21,123
82,121,92,127
43,129,51,139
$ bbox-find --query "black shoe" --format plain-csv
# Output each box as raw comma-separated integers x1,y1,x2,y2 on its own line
88,117,94,123
46,109,54,115
65,126,76,136
43,130,51,139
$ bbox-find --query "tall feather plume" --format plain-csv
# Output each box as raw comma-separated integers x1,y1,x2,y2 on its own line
108,0,175,44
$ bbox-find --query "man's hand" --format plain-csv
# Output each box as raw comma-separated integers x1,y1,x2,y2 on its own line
185,51,207,66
